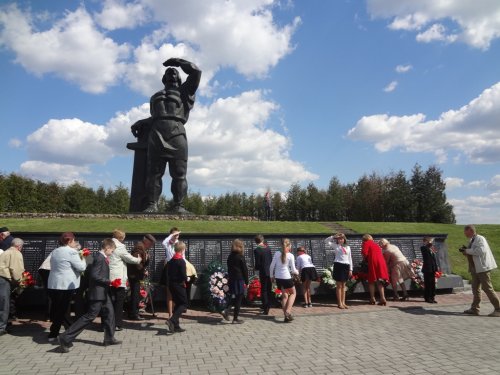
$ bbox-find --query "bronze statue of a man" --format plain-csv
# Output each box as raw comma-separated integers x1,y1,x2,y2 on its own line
131,58,201,213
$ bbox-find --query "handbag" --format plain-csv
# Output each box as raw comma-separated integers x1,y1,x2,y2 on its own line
292,273,301,284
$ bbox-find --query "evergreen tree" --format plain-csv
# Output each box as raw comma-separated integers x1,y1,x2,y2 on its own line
385,171,413,221
62,182,97,213
325,177,346,221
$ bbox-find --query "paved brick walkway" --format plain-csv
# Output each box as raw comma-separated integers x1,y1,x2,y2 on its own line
1,291,500,375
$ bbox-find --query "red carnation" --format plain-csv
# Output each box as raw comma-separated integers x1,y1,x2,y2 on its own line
139,288,147,298
110,278,122,288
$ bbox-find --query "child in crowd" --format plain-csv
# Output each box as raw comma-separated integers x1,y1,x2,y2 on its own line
161,227,181,318
296,246,317,308
222,239,249,324
270,238,299,322
165,241,188,333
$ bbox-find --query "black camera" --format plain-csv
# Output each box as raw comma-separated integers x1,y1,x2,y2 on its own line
459,245,467,252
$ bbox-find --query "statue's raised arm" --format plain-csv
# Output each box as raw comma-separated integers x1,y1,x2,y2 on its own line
163,58,201,96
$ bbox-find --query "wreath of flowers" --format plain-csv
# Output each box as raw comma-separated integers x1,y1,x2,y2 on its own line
246,276,261,303
410,259,444,289
198,261,230,313
410,259,425,289
321,266,336,289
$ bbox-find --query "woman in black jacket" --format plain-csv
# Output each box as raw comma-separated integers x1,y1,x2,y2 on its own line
222,239,249,324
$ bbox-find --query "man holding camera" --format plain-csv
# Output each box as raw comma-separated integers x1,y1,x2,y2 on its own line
461,224,500,317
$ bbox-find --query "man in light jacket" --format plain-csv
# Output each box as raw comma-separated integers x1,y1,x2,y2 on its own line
461,224,500,317
0,238,24,335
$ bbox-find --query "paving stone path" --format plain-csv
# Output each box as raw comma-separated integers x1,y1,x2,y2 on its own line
1,291,499,375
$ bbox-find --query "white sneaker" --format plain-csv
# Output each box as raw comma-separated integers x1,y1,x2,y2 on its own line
488,309,500,317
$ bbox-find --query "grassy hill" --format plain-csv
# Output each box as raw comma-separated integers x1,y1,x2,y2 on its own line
2,217,498,289
0,218,331,234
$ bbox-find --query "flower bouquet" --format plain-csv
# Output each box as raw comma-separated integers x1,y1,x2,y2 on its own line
79,248,91,259
138,278,154,314
321,266,336,289
110,278,122,288
198,261,230,313
12,271,36,295
273,286,282,301
346,273,360,295
246,276,261,304
410,259,425,289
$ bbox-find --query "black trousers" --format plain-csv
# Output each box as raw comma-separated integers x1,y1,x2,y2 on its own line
48,289,74,337
60,295,115,344
231,294,244,320
423,272,436,301
109,287,126,327
128,278,141,317
259,275,273,310
169,283,187,328
38,269,51,319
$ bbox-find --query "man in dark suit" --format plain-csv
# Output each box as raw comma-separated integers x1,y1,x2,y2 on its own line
253,234,273,315
58,239,120,352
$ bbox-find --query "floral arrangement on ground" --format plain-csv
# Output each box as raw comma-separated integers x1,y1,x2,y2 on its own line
198,260,230,313
321,266,336,289
246,276,261,303
410,259,443,289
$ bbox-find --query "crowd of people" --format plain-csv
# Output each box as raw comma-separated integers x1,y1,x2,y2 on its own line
0,224,499,350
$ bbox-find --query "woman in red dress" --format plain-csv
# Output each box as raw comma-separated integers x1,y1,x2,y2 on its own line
361,234,389,306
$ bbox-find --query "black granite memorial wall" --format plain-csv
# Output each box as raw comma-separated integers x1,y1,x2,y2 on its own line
17,232,452,285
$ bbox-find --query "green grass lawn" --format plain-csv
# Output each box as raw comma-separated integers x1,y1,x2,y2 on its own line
1,218,332,235
341,221,500,291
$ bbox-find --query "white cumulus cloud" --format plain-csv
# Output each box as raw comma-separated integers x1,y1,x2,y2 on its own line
186,90,318,191
0,4,130,93
0,1,299,96
94,0,149,30
367,0,500,50
26,119,114,165
416,23,458,44
20,161,90,185
145,0,301,78
347,81,500,164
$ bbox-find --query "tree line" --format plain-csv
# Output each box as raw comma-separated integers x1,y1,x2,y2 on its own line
0,164,455,223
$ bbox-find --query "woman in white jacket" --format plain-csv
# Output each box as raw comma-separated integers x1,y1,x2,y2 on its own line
47,232,86,341
270,238,299,322
109,229,141,330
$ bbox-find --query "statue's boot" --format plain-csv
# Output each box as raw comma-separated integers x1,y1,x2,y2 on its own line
143,203,159,213
169,205,192,215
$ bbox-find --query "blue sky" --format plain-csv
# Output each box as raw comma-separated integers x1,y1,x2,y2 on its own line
1,0,499,223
